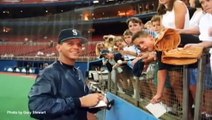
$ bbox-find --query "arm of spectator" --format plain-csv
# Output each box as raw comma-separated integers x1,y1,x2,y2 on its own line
176,26,199,35
184,41,212,49
174,1,188,29
120,50,137,56
150,69,167,104
137,51,156,63
131,57,143,66
112,63,122,69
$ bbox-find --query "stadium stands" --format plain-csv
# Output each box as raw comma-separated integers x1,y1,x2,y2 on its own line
0,44,48,56
1,0,212,120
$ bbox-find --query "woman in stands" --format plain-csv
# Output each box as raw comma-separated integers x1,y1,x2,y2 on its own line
184,0,212,118
126,17,143,35
126,17,157,37
176,0,205,118
158,0,189,29
189,0,204,27
151,0,190,114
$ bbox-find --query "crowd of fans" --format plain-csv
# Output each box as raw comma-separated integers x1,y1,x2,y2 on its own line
0,0,211,119
91,0,212,119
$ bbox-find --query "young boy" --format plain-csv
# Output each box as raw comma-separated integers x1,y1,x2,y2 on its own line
100,50,130,93
151,15,163,34
122,29,144,98
132,29,183,112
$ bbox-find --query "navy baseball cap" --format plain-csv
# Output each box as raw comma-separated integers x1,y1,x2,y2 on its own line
58,28,88,44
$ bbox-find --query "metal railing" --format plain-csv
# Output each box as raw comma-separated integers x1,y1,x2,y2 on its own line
92,50,211,120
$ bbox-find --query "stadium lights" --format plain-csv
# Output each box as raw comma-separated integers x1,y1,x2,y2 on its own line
93,0,99,4
2,11,10,14
2,27,11,33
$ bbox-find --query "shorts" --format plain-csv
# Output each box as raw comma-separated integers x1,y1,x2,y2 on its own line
188,63,212,89
188,67,198,85
204,63,212,89
156,51,182,70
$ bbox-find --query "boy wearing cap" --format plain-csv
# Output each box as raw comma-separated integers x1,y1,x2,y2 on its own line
28,28,104,120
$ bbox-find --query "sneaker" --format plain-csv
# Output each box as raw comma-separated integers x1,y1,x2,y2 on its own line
132,94,143,101
117,89,125,94
132,94,136,99
139,98,144,102
132,94,140,99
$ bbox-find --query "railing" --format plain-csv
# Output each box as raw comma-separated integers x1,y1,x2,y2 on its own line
0,55,97,62
90,50,212,120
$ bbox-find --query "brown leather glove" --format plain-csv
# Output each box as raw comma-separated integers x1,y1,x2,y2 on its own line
155,28,181,51
162,47,203,65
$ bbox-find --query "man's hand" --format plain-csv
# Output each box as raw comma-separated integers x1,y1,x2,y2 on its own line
80,93,104,107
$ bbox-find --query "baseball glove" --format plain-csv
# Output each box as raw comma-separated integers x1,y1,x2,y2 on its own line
155,28,181,51
162,47,203,65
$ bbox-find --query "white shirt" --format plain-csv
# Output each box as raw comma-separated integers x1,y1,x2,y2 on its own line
162,0,189,29
123,45,140,60
189,8,204,27
199,13,212,72
199,13,212,41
